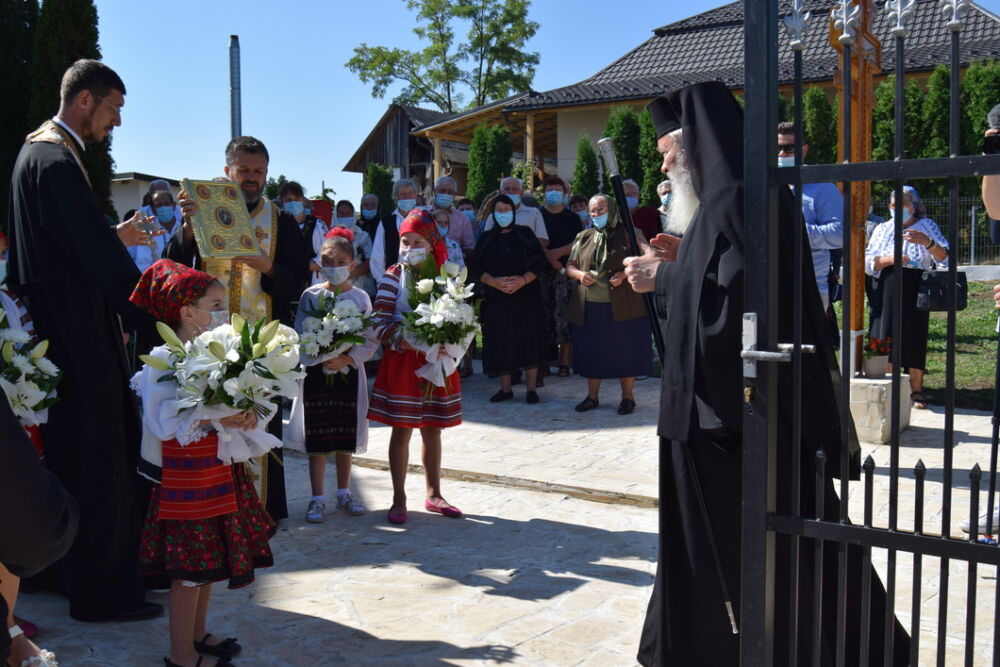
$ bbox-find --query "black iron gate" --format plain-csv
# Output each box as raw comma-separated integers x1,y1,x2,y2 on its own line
741,0,1000,664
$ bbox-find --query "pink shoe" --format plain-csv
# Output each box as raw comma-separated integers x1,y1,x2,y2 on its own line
425,498,462,518
387,508,408,524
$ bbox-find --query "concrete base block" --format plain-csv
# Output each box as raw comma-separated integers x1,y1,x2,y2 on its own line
849,375,912,444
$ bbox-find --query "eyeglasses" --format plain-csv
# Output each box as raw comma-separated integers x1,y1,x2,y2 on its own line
95,96,123,116
777,143,796,154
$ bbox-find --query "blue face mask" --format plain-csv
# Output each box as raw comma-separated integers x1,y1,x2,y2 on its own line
576,210,589,222
895,207,913,223
660,194,672,208
0,259,6,285
462,209,476,222
336,216,355,227
437,224,450,237
591,213,609,229
494,211,514,228
435,193,454,209
361,208,378,220
506,194,522,207
777,156,795,168
397,199,417,213
544,190,564,206
155,206,175,223
283,201,304,216
626,196,639,209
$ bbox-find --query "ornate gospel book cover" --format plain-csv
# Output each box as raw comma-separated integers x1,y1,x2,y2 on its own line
181,178,260,259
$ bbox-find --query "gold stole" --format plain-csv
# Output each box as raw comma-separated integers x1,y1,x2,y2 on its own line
26,120,91,188
202,199,278,320
201,198,280,506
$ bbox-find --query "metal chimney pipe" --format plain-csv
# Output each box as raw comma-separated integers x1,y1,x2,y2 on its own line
229,35,242,139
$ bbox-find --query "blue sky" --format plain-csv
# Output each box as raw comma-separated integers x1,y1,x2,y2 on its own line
95,0,1000,205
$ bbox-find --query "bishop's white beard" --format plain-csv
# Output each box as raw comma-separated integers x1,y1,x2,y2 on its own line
664,155,699,236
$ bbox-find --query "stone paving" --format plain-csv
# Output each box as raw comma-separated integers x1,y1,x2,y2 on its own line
14,366,1000,665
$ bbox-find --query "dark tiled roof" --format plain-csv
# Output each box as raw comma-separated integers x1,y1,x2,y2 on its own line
400,105,450,128
505,0,1000,111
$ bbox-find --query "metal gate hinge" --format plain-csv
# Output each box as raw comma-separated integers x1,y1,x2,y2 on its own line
742,313,815,378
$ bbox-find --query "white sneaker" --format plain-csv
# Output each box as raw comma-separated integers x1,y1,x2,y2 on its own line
336,493,365,516
305,499,326,523
960,504,1000,534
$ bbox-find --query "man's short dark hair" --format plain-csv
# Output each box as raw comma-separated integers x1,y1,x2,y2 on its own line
777,121,809,144
60,59,126,107
225,136,269,166
542,176,566,191
456,197,476,209
278,181,304,200
568,194,588,207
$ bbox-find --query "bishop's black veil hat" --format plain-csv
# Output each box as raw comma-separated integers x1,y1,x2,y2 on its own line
647,96,680,138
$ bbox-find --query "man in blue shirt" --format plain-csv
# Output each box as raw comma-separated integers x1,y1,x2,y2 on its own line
778,122,844,309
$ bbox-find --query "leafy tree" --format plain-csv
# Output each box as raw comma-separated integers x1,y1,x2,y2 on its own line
572,134,600,201
28,0,116,219
0,0,38,230
263,174,289,201
962,60,1000,156
802,86,837,165
347,0,539,113
601,107,642,187
871,74,924,200
920,64,952,199
638,109,662,207
363,163,395,217
465,123,512,205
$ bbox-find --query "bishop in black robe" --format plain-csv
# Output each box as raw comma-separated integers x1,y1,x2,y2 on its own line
164,193,311,521
7,120,158,621
634,82,909,666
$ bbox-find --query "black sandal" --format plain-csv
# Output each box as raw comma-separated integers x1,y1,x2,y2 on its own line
165,657,231,667
489,389,514,403
194,633,242,659
618,398,636,415
575,396,599,412
557,365,570,377
911,391,929,409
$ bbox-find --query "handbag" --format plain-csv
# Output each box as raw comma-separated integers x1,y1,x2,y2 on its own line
916,269,967,312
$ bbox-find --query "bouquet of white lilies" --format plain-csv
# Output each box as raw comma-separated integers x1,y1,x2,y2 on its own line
400,259,479,390
140,314,305,462
298,293,373,384
0,313,60,427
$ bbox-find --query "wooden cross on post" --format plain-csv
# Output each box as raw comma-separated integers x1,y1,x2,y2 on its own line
830,0,881,373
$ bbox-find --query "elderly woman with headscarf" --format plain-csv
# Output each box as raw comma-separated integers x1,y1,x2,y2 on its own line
865,185,949,409
565,194,652,415
472,194,548,404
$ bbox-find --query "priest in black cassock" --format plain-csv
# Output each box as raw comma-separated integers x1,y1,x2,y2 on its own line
624,81,909,665
165,136,312,521
6,59,163,622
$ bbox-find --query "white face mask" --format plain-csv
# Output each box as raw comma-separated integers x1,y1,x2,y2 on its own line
191,308,230,333
400,247,428,266
322,265,351,284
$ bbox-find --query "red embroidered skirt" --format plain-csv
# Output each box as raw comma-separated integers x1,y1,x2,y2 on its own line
368,348,462,429
139,436,275,588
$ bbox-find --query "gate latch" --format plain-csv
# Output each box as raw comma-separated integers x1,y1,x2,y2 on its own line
741,313,815,378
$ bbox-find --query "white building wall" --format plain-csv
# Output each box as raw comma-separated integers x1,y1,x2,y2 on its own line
110,176,180,222
555,104,645,184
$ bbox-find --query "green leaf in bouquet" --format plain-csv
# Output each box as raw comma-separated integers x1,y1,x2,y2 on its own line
252,360,277,380
29,339,49,360
156,321,185,352
139,354,173,371
253,318,265,338
231,312,246,334
417,255,439,281
257,320,280,347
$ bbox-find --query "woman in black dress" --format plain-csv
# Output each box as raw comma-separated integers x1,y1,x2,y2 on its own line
472,195,548,404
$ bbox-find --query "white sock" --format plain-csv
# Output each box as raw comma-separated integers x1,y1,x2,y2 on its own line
336,488,350,498
312,495,325,503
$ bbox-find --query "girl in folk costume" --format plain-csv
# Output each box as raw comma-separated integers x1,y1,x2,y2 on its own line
287,228,378,523
0,289,56,667
369,209,463,525
129,260,275,667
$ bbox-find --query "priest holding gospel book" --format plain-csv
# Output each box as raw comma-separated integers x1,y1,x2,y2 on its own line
165,135,312,521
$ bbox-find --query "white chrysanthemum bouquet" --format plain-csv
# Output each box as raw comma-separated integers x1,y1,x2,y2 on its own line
400,259,479,390
0,313,60,427
140,314,305,461
298,293,373,384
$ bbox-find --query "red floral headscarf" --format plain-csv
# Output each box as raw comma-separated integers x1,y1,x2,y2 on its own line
129,259,216,326
399,208,447,268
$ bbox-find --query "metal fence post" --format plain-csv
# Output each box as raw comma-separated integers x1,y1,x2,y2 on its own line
971,204,977,266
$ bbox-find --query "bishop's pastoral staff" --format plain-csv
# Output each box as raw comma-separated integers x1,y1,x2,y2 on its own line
165,136,313,522
623,81,910,666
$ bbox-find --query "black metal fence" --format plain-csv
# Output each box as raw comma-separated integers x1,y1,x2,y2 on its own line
741,0,1000,665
